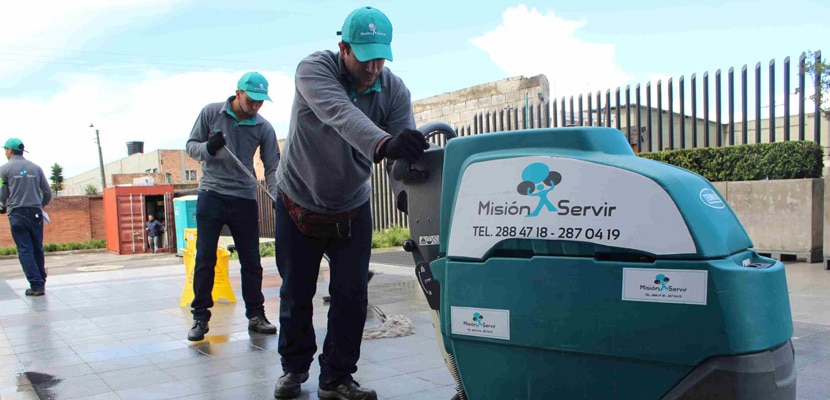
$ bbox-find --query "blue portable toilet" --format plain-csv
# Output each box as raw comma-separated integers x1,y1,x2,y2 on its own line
173,195,198,255
403,126,796,400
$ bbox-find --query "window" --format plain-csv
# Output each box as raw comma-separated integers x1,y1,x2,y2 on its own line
185,170,197,182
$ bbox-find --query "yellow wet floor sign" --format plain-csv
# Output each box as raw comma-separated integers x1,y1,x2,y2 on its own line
180,247,237,307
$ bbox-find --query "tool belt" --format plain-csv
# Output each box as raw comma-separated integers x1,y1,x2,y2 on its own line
281,192,360,239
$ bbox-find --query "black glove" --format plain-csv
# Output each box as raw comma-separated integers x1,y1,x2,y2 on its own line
380,129,429,162
206,131,226,156
0,206,5,215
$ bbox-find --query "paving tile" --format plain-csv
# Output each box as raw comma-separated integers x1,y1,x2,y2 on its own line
97,365,175,391
115,380,200,400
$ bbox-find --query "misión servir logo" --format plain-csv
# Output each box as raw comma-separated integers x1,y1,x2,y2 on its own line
463,312,495,329
476,162,618,218
640,274,689,293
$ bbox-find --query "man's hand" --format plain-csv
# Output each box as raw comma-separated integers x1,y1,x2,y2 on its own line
381,129,429,162
207,131,226,156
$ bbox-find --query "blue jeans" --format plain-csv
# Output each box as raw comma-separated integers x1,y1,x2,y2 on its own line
148,235,161,253
274,194,372,387
9,207,46,290
191,190,265,321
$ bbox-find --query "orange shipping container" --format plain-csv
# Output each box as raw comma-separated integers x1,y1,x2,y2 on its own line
103,185,176,255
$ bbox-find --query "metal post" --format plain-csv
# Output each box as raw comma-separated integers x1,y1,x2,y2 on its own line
90,124,107,190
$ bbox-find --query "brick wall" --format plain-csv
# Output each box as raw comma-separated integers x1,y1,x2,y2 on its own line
0,195,105,248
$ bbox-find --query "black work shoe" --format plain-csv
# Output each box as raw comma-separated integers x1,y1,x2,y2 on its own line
274,372,309,399
248,315,277,334
24,288,44,296
187,320,209,341
318,380,377,400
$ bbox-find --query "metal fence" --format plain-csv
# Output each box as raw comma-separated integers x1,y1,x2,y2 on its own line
367,50,827,231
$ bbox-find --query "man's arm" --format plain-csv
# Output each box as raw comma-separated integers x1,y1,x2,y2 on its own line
38,165,52,207
185,106,214,161
259,123,280,201
294,54,389,161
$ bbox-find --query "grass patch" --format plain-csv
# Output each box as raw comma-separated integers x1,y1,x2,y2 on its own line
228,226,412,259
372,225,410,249
0,239,106,256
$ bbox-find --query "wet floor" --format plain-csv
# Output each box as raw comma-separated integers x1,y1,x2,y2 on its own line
0,250,828,399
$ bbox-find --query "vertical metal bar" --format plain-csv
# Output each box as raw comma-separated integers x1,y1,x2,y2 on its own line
668,78,674,150
636,84,642,152
536,103,542,128
587,94,593,126
552,101,558,128
647,82,653,152
755,62,762,143
679,76,686,148
691,74,698,148
561,97,567,127
485,111,491,133
578,94,584,126
741,65,748,144
130,194,136,253
513,108,519,131
784,57,790,141
703,73,710,147
569,96,575,126
728,67,735,146
799,53,806,141
528,106,535,129
716,69,722,147
769,60,776,143
545,101,552,128
625,85,632,145
814,51,822,144
596,91,602,126
605,90,612,128
499,109,505,131
657,80,664,150
615,88,621,131
140,194,145,253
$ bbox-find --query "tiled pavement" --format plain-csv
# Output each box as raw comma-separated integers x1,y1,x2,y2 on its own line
0,251,828,400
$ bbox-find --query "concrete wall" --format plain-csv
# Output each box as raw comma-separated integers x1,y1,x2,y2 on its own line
0,195,105,248
412,75,550,129
724,179,823,262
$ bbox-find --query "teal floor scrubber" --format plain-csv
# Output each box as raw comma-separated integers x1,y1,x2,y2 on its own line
396,124,796,400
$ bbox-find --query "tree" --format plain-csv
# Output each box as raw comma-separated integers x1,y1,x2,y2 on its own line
84,184,99,195
50,163,64,195
803,50,830,120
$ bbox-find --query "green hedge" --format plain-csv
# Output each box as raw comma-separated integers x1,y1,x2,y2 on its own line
0,239,106,256
638,141,824,182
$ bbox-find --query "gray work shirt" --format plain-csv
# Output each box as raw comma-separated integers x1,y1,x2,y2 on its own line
277,50,416,214
0,155,52,213
186,96,279,200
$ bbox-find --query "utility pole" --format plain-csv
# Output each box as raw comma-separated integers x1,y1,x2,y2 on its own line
89,123,107,190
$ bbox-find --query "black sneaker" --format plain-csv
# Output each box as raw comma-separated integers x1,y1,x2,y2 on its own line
25,288,44,296
248,315,277,334
274,372,309,399
187,320,209,341
318,380,377,400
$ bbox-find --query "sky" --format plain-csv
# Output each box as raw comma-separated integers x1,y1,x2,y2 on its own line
1,0,828,179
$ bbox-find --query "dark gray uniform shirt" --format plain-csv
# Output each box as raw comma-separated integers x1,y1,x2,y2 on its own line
0,155,52,214
277,50,416,214
186,96,279,200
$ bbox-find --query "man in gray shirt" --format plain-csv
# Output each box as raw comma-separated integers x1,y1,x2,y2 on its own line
185,72,280,341
0,138,52,296
273,7,428,400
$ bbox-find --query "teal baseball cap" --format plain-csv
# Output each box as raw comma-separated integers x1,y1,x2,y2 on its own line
237,72,271,101
3,138,26,153
338,6,393,62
